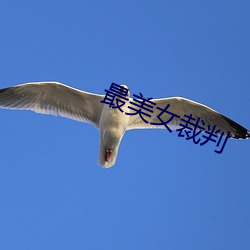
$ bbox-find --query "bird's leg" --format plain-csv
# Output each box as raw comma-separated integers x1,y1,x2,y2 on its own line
105,149,112,162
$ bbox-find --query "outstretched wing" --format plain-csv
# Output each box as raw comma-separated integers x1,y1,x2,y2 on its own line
127,96,250,139
0,82,104,127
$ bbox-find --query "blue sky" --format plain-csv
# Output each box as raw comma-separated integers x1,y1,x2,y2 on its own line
0,1,249,249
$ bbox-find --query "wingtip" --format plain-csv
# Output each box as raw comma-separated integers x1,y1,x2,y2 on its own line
221,114,249,139
247,130,250,139
230,129,250,139
0,88,8,94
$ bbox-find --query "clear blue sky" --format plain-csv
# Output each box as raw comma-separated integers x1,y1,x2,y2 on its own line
0,1,249,249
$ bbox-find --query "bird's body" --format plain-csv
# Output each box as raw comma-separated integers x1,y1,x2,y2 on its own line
98,102,130,167
0,81,249,168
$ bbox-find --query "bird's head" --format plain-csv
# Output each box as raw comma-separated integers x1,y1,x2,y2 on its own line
120,84,130,98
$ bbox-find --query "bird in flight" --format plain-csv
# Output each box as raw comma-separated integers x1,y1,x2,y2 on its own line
0,82,249,168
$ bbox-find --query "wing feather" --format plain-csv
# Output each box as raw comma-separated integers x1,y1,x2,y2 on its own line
128,97,249,139
0,82,104,127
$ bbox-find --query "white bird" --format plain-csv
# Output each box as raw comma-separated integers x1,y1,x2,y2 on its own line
0,82,249,168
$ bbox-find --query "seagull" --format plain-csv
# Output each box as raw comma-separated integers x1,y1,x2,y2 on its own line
0,82,249,168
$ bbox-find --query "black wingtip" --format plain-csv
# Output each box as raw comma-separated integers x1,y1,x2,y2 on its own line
247,131,250,138
222,114,250,139
0,88,8,94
